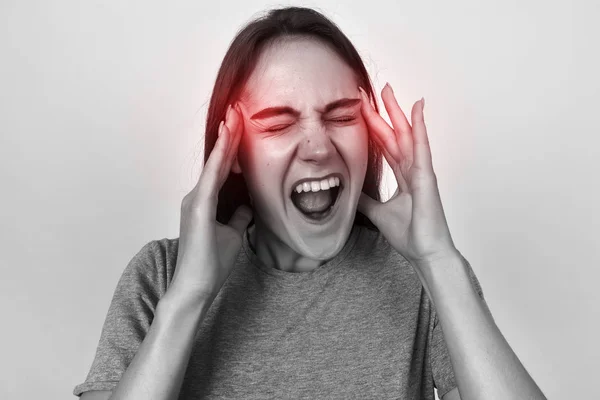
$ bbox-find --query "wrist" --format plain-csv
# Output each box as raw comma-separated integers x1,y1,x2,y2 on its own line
410,251,468,307
409,248,462,271
167,276,220,304
416,250,465,286
159,285,215,321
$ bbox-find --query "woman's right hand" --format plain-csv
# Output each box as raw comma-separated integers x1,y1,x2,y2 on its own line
170,102,252,301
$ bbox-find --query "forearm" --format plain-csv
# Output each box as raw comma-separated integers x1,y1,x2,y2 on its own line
109,287,214,400
416,253,546,400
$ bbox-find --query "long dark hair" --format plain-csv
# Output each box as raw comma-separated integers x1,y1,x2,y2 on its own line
204,6,383,230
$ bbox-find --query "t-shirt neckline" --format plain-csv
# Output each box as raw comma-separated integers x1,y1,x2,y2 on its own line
242,223,362,282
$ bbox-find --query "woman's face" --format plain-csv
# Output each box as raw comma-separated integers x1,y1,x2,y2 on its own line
233,37,369,260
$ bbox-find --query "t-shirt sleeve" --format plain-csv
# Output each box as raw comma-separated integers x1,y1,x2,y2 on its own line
73,241,166,397
429,252,487,399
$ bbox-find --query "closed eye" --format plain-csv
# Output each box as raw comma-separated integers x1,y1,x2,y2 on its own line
266,117,355,132
331,117,355,123
266,125,290,133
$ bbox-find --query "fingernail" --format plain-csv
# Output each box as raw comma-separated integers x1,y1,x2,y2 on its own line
218,120,224,137
421,97,425,111
386,82,393,94
225,104,232,120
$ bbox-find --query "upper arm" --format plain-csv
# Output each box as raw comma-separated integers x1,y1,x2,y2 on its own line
80,391,112,400
442,387,461,400
75,242,165,398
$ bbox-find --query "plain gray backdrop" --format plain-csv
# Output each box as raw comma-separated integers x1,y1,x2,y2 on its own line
1,1,596,399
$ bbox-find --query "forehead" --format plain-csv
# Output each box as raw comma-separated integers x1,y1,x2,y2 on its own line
241,37,358,106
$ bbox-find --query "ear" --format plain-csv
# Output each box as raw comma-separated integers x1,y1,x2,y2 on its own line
231,156,242,174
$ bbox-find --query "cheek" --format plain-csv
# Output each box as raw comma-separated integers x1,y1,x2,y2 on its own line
336,125,369,167
238,136,290,183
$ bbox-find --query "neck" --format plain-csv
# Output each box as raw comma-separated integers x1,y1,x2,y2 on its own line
248,221,326,273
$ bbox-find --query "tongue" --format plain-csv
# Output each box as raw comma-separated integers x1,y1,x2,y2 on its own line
293,190,333,214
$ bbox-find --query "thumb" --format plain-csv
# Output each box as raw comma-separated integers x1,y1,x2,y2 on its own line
228,205,253,235
357,191,381,225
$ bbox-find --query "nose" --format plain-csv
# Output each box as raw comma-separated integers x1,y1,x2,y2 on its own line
296,127,336,163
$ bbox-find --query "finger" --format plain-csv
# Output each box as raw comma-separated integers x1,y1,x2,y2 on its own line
225,103,243,153
360,87,409,195
410,98,433,172
196,120,230,197
390,163,410,196
222,104,243,173
358,87,402,164
357,191,381,226
220,123,242,181
370,132,410,196
221,102,245,171
228,204,253,235
381,84,414,165
369,133,395,168
219,105,231,137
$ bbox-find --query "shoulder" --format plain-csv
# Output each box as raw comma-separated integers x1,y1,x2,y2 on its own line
353,224,411,267
118,237,180,294
351,224,417,281
125,238,178,271
141,237,180,268
349,225,429,313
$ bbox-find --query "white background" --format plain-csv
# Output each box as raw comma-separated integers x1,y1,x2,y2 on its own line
1,1,597,399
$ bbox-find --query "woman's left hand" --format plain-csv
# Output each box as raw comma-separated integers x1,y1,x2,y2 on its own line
357,84,458,268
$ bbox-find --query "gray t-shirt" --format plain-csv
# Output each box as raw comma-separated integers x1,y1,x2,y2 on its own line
74,224,486,399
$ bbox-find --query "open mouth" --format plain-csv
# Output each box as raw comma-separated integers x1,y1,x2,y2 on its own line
290,175,344,222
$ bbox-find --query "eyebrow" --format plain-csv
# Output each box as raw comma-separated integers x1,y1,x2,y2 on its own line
250,97,361,120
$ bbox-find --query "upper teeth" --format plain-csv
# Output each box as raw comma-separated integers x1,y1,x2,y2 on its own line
295,177,340,193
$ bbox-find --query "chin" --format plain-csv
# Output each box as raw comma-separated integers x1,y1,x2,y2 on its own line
291,210,356,260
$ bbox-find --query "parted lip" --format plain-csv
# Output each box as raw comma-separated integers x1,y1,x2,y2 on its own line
290,172,345,195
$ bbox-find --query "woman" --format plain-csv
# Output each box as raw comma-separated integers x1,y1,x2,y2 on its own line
74,6,546,400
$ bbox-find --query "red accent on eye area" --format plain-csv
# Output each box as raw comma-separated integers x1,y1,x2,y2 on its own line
266,126,289,133
266,117,356,132
331,117,355,122
250,98,361,120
